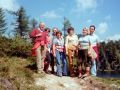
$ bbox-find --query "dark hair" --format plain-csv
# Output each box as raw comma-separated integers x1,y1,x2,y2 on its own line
56,31,62,36
67,27,74,33
90,25,95,30
45,28,50,32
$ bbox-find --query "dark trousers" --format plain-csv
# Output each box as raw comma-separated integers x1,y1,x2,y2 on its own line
50,53,55,73
44,51,51,72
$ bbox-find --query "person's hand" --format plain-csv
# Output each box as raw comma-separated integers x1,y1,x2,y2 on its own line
53,53,56,57
77,45,81,49
36,33,42,37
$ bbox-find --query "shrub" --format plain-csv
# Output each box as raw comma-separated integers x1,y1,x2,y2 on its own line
0,36,32,58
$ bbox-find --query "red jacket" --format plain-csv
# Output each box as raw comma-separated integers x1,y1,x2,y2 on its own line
29,28,47,56
29,28,47,45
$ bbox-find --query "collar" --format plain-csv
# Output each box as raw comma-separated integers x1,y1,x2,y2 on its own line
90,33,95,36
38,28,43,32
69,34,75,37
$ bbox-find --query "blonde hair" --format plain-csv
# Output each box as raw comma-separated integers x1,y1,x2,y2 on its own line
82,27,90,35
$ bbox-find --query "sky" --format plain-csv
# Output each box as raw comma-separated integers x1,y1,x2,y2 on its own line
0,0,120,41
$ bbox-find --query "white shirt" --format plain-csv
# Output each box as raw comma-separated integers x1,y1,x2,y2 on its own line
79,35,90,49
65,34,78,47
53,37,64,51
89,34,99,47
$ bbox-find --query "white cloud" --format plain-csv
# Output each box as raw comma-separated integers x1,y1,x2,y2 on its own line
74,0,97,12
41,10,61,19
97,22,108,34
0,0,19,11
106,34,120,41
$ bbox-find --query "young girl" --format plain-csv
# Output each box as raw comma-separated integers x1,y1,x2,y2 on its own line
65,27,78,77
53,31,68,77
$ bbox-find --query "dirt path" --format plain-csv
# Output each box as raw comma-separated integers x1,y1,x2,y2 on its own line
35,74,82,90
34,74,113,90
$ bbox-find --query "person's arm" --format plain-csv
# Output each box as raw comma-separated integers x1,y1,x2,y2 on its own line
77,40,81,49
75,35,79,46
65,36,68,55
96,35,100,47
29,29,42,38
52,39,56,57
29,29,36,38
73,35,78,47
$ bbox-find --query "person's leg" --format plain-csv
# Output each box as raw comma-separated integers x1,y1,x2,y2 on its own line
78,60,82,78
44,51,51,73
78,50,83,78
61,52,68,76
41,46,46,72
56,50,62,76
84,50,90,76
50,53,55,74
68,49,74,76
91,59,97,76
36,46,43,73
91,46,98,76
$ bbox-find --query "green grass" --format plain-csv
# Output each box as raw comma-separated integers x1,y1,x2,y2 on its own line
0,57,45,90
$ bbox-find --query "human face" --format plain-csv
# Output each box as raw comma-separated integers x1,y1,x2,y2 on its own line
56,33,61,39
46,30,50,35
53,28,58,35
39,23,45,30
69,30,74,35
89,27,95,34
82,29,88,36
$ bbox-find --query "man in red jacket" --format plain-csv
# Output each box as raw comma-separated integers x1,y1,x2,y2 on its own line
29,22,47,73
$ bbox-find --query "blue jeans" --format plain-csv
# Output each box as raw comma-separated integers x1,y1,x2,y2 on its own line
56,50,68,76
91,60,97,76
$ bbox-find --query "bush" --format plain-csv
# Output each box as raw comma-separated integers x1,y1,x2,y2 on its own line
0,36,32,58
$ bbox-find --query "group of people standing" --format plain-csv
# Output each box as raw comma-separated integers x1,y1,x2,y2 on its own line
29,22,99,78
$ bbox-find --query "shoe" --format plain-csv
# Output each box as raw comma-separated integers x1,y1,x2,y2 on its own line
57,74,62,77
70,73,75,77
91,74,96,77
62,72,68,76
81,73,90,79
51,71,55,74
45,71,51,74
37,70,44,74
78,73,82,78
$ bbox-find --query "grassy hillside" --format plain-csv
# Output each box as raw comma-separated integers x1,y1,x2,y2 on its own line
0,57,45,90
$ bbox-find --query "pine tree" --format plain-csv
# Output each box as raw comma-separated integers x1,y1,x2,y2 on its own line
63,17,71,39
9,7,30,38
30,18,38,29
63,17,71,33
0,8,7,35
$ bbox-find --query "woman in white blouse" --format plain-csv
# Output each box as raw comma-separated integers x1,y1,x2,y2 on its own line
65,27,78,77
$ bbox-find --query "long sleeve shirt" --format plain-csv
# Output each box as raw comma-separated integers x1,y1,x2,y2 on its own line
65,34,78,48
29,28,47,45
